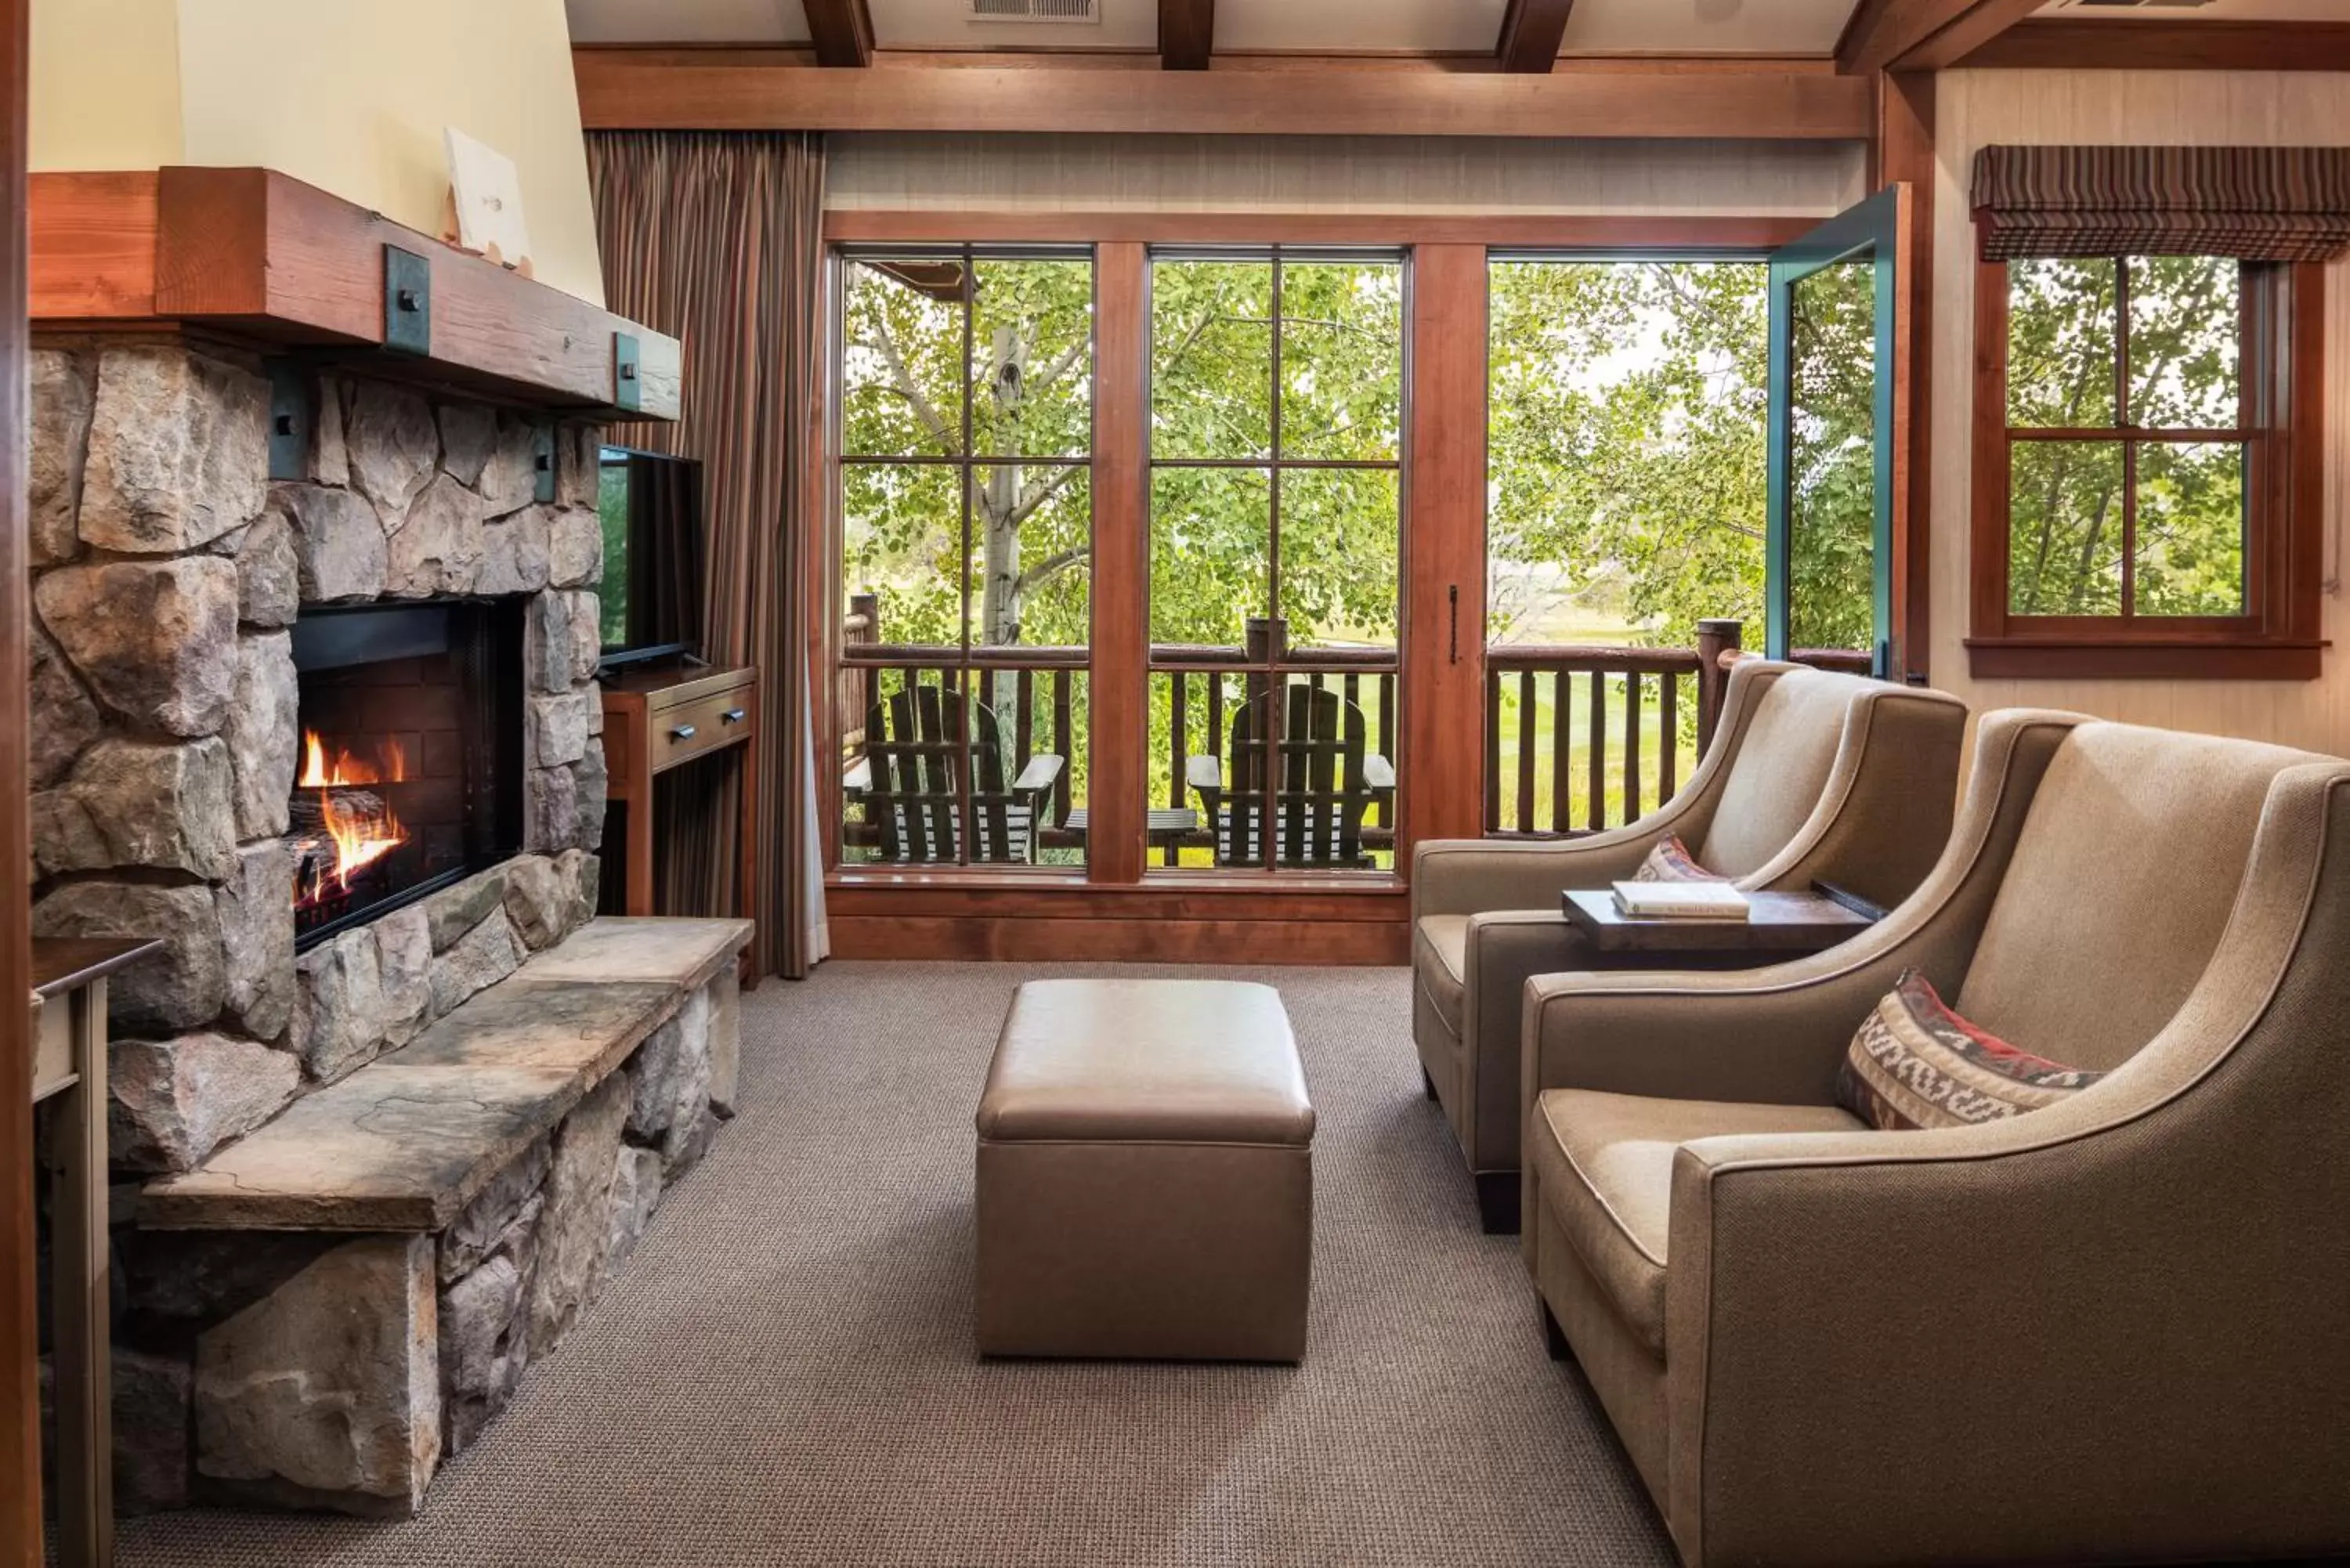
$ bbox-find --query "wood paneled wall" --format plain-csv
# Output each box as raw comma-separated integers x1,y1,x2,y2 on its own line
1932,70,2350,753
825,132,1868,218
2,0,39,1555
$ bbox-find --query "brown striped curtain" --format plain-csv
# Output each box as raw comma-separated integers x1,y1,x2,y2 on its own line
587,130,827,980
1972,145,2350,262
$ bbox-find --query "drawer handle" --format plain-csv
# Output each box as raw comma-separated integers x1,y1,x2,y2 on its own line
721,708,747,724
669,724,697,742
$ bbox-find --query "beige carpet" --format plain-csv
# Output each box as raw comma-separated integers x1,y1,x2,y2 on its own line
109,962,1678,1568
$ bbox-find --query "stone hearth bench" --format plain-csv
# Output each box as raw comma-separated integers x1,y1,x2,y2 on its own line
131,916,752,1516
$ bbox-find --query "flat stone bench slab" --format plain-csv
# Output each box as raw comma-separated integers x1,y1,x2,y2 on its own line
141,916,753,1233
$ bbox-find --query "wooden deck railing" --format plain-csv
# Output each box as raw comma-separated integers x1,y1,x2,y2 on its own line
837,602,1875,860
1481,619,1873,838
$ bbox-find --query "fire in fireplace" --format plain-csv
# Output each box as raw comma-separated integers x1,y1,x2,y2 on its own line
287,601,526,948
292,730,414,920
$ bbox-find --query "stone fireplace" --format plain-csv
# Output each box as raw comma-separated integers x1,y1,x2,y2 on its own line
29,340,608,1155
27,336,742,1518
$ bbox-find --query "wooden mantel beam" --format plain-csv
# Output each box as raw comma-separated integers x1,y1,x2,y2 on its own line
1495,0,1575,74
804,0,876,67
29,167,680,417
1837,0,2041,73
1159,0,1213,70
572,51,1873,140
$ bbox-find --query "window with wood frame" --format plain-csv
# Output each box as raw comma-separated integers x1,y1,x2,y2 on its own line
1967,146,2341,681
836,247,1096,868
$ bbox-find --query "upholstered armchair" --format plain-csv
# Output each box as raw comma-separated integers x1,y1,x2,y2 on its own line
1521,710,2350,1568
1410,659,1966,1231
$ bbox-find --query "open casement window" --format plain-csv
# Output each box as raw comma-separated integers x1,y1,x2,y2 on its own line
1764,186,1919,681
1966,146,2341,680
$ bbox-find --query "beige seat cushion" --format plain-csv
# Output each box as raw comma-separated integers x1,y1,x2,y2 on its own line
1413,915,1468,1036
1531,1089,1863,1355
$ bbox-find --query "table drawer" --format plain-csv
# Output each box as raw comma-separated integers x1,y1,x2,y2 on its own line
653,687,755,770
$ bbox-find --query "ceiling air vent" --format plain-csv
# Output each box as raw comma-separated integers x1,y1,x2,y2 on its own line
968,0,1099,21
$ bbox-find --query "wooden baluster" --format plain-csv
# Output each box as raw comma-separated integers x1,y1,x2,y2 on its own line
1515,668,1536,835
1585,669,1606,834
1015,667,1035,772
1169,671,1188,811
1659,671,1681,802
1483,668,1502,833
1052,670,1074,826
1376,671,1396,830
1550,667,1572,835
1623,671,1644,826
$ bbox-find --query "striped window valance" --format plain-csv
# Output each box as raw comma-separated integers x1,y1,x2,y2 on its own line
1972,144,2350,262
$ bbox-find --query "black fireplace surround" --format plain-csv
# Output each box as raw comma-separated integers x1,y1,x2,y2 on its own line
287,599,524,950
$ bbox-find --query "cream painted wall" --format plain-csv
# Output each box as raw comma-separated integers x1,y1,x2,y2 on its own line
1932,70,2350,754
827,132,1869,217
31,0,605,306
28,0,181,172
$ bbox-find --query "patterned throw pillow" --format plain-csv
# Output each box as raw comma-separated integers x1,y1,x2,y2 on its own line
1629,834,1725,883
1837,968,2105,1131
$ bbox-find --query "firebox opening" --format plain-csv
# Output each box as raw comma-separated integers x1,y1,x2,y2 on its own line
288,599,525,951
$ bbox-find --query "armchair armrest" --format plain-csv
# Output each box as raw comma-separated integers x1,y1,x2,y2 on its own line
1011,753,1065,796
1522,950,1913,1109
844,757,872,794
1364,753,1396,790
1184,753,1221,793
1412,829,1668,921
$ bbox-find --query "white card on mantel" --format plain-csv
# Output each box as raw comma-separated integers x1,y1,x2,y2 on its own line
1611,880,1751,920
445,127,533,274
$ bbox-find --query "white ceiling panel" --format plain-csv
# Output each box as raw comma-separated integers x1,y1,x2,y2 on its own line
1214,0,1511,53
2035,0,2350,16
1560,0,1861,56
870,0,1158,50
564,0,1878,56
566,0,810,44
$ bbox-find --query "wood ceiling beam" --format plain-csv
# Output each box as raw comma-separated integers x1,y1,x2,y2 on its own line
1495,0,1575,74
1958,18,2350,70
803,0,875,67
573,52,1872,139
1836,0,2041,74
1159,0,1214,70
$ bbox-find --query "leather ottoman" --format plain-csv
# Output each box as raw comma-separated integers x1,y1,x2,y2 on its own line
974,978,1315,1362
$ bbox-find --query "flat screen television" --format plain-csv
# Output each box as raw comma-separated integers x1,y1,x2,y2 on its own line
597,446,706,670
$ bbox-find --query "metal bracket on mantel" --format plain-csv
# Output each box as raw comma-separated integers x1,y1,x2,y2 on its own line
382,244,432,356
264,359,315,482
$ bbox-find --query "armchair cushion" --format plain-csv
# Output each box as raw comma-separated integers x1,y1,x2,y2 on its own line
1531,1088,1861,1355
1632,834,1725,883
1413,915,1468,1033
1836,970,2106,1131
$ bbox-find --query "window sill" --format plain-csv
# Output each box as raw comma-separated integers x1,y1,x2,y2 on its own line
1964,638,2325,681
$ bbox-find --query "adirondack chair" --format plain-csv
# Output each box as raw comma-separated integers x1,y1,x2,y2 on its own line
1185,682,1394,869
844,685,1064,864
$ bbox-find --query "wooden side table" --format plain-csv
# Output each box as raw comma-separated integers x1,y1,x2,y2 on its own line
1560,887,1875,959
31,937,162,1568
599,662,759,931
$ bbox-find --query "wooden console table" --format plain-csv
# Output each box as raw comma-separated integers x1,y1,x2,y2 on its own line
600,663,759,930
31,937,162,1568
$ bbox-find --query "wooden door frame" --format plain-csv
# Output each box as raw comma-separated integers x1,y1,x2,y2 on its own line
4,0,44,1557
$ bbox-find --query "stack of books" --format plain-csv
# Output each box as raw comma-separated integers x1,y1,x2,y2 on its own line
1611,880,1752,920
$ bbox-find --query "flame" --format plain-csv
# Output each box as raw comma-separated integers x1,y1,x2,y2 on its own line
295,729,411,909
298,730,409,788
313,789,409,902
